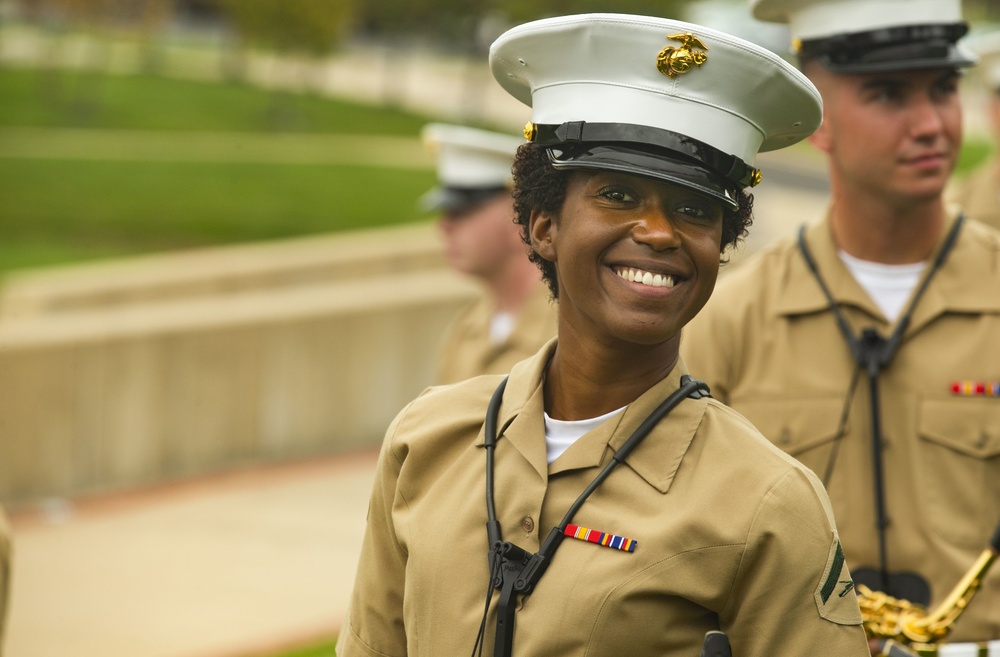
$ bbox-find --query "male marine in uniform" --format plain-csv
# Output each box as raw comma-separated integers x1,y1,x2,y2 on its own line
421,123,556,385
682,0,1000,647
949,33,1000,230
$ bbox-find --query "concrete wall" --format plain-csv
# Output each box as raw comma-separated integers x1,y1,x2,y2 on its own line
0,223,480,505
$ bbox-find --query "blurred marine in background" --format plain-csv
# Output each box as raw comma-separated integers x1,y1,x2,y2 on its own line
421,123,557,385
0,505,9,657
948,32,1000,231
683,0,1000,650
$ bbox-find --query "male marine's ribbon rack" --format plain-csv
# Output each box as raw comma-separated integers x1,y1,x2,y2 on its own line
951,381,1000,397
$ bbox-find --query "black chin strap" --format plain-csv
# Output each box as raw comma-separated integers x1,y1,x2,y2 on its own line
796,216,963,595
475,374,711,657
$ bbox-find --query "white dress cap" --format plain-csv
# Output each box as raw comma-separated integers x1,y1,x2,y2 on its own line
489,13,821,207
419,123,523,213
749,0,975,72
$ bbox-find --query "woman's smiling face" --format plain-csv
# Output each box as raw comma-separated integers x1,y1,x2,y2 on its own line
530,169,724,349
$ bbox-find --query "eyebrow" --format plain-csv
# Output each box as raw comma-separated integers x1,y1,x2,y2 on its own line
858,69,961,93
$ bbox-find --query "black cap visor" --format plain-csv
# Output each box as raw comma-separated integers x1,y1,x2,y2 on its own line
801,23,975,73
419,185,509,214
547,143,741,210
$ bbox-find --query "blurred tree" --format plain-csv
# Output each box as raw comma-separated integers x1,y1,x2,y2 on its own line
213,0,356,128
24,0,121,122
356,0,688,42
215,0,353,56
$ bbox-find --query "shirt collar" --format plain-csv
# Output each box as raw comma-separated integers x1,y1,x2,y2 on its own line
476,340,707,494
775,209,1000,329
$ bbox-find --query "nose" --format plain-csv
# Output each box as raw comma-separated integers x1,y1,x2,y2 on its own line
909,94,945,141
631,206,681,251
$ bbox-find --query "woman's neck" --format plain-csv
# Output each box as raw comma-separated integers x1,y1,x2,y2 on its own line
544,329,679,421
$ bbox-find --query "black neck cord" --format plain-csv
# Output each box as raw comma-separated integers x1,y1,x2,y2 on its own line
476,374,711,657
796,215,964,595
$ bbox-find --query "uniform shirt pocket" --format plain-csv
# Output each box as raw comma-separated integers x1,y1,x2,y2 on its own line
733,398,845,478
917,398,1000,549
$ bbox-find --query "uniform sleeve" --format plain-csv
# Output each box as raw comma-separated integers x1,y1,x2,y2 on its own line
0,505,11,653
720,467,870,657
337,406,412,657
681,294,736,405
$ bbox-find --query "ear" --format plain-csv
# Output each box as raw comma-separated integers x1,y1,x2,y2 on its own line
807,115,833,154
529,209,557,262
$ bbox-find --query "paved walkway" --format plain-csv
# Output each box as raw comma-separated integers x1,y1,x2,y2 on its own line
4,450,378,657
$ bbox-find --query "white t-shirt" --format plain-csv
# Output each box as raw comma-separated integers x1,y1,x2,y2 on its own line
489,311,515,345
838,250,926,323
544,406,627,464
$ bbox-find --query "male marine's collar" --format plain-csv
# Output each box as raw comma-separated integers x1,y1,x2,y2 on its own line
775,209,1000,324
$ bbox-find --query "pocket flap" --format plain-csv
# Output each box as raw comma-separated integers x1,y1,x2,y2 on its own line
918,399,1000,459
734,398,845,456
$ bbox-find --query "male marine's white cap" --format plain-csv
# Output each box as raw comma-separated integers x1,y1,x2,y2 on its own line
489,13,822,209
749,0,976,73
419,123,523,213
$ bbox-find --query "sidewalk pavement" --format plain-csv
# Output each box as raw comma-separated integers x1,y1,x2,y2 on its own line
3,450,378,657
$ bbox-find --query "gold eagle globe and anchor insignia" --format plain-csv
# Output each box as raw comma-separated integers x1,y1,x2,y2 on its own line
657,33,709,77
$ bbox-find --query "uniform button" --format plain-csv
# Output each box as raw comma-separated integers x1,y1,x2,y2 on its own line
977,432,989,449
521,516,535,533
779,429,791,445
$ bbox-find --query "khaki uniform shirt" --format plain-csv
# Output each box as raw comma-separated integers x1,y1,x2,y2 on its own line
682,211,1000,641
948,156,1000,231
339,340,868,657
0,505,10,656
435,283,557,385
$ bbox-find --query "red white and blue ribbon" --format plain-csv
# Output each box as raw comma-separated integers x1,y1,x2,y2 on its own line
951,381,1000,397
564,523,636,553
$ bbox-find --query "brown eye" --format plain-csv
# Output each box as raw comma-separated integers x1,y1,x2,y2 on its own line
599,187,636,203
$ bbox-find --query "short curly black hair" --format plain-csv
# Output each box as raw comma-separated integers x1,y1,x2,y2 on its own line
511,143,754,299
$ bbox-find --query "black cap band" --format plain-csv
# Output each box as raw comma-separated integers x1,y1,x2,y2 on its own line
420,185,508,214
799,22,975,73
529,121,761,190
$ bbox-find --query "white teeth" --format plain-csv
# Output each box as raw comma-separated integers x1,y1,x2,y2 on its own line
615,268,676,288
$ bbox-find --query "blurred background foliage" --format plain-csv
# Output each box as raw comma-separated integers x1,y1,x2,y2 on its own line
0,0,997,278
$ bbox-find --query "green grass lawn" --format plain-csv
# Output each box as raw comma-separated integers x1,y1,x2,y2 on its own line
0,66,443,274
273,639,337,657
0,65,993,277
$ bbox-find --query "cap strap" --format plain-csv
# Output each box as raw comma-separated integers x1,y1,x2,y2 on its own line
528,121,761,188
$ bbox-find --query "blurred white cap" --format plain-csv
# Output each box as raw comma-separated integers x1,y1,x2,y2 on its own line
420,123,522,213
749,0,975,72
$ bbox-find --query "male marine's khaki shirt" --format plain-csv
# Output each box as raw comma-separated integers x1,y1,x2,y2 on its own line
682,212,1000,641
339,340,868,657
0,505,11,656
948,156,1000,231
435,283,557,385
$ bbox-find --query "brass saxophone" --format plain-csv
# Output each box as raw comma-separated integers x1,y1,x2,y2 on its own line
858,521,1000,657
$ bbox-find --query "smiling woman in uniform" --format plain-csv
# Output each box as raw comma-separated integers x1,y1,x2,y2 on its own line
337,13,870,657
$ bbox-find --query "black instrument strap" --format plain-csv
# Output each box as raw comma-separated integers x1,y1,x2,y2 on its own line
795,215,964,594
476,374,711,657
